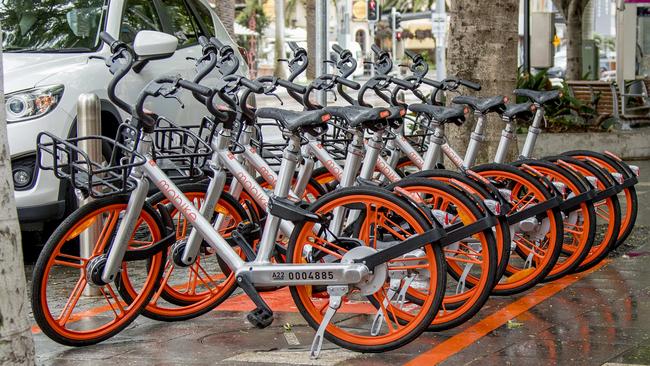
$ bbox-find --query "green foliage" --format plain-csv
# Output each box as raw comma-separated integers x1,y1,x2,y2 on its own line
381,0,435,12
237,0,268,34
515,67,610,132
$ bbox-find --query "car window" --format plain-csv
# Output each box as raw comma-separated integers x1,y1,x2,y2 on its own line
119,0,163,44
187,0,215,36
158,0,199,47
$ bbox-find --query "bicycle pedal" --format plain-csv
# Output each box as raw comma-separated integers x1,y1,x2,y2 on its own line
237,273,275,329
247,308,274,329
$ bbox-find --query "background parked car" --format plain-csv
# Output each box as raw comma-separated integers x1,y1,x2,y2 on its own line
1,0,246,251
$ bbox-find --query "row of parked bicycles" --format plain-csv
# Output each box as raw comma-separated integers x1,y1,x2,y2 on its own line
31,31,640,359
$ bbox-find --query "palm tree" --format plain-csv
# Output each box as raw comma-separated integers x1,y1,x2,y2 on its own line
445,0,520,163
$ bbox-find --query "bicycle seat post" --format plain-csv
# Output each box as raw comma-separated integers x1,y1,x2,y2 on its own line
254,133,302,264
464,112,488,168
495,116,517,164
521,104,545,159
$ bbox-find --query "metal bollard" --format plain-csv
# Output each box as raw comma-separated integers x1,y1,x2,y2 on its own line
77,94,102,296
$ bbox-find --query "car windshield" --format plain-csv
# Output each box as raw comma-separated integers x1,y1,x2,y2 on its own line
1,0,106,53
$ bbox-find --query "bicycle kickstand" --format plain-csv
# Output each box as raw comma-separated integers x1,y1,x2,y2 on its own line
310,285,348,359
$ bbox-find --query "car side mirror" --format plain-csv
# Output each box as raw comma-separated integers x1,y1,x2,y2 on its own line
132,30,178,73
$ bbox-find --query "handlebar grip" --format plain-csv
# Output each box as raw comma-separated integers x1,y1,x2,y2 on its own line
99,31,118,46
460,79,481,91
391,77,415,89
332,44,344,55
241,78,265,93
371,44,383,56
278,79,307,94
404,49,418,60
198,36,210,47
288,41,299,52
422,78,443,89
178,79,212,97
210,37,225,49
337,77,361,90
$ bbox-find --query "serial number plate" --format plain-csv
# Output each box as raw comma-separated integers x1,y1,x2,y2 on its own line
271,271,335,281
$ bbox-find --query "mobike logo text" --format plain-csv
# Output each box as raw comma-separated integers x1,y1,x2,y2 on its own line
324,159,343,181
258,165,277,186
406,151,425,168
376,159,401,183
159,180,198,222
441,144,465,168
234,171,269,207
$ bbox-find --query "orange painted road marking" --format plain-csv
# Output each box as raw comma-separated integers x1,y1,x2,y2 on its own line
404,261,608,366
216,287,374,314
31,300,128,334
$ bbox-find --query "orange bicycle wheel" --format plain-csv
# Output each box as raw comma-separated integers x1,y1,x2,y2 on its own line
544,156,620,272
32,196,165,346
513,160,596,281
121,184,248,321
288,186,446,352
390,178,498,330
564,150,637,247
472,163,563,295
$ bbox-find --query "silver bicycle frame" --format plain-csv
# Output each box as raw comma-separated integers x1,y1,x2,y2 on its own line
100,131,369,286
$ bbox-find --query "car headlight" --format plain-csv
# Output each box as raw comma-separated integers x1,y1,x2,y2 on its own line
5,85,64,123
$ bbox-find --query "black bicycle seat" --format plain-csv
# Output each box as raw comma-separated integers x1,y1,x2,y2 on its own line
502,102,535,121
452,95,507,115
324,106,390,129
513,89,561,105
256,108,330,134
408,104,466,125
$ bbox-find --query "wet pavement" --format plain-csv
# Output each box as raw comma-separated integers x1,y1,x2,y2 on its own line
30,247,650,365
31,228,650,365
27,147,650,364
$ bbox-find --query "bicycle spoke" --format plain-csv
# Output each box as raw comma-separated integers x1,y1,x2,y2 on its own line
57,276,87,326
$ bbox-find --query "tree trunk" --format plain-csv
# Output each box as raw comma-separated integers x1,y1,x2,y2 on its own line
306,0,317,79
0,49,36,365
553,0,590,80
274,0,287,78
215,0,236,38
565,2,584,80
445,0,520,165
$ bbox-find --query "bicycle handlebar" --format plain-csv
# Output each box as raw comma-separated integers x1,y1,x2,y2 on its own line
391,77,415,89
198,36,210,47
332,44,344,55
337,76,360,90
278,79,307,93
178,79,212,96
371,44,386,57
404,49,418,61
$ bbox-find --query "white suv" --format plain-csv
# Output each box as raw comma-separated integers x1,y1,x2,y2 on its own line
1,0,246,231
